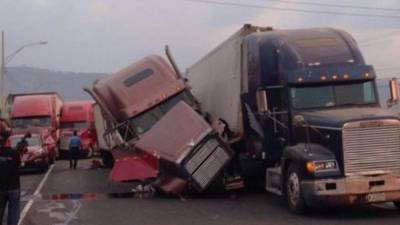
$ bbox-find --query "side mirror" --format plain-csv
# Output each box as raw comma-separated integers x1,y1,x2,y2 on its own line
256,89,269,114
388,78,399,107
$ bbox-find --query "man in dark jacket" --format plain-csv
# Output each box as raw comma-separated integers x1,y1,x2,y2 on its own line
0,118,21,225
16,132,30,154
68,130,82,169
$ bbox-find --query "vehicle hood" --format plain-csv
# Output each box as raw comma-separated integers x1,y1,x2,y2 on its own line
21,146,46,162
299,106,399,129
135,101,212,164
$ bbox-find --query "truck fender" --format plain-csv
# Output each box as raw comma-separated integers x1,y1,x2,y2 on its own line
281,143,336,182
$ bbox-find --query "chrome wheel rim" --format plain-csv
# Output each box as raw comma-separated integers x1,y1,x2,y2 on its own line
288,172,300,207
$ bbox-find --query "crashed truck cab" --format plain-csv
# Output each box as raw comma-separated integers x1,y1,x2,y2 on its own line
88,55,232,194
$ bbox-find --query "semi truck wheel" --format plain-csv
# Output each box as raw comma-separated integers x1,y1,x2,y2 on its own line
40,159,49,173
285,165,307,214
49,154,55,165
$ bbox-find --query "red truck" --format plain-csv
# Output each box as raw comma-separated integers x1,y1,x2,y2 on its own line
11,133,51,172
59,101,97,158
85,48,233,195
10,92,63,163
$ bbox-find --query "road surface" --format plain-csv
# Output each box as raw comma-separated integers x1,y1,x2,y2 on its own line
18,159,400,225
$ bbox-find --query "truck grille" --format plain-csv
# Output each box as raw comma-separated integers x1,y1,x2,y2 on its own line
191,147,230,188
342,119,400,175
185,139,219,174
184,138,231,189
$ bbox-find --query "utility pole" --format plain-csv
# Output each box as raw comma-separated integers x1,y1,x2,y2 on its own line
0,35,48,119
0,31,5,116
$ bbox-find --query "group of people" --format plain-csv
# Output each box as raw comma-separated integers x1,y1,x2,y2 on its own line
0,118,82,225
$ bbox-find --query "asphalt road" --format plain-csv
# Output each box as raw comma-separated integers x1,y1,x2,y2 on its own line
18,159,400,225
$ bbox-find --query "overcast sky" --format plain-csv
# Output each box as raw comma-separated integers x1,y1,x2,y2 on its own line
0,0,399,77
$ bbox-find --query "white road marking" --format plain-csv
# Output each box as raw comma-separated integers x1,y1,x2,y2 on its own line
38,200,82,225
18,164,55,225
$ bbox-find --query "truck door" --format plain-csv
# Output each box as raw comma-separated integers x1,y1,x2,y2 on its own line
264,85,290,163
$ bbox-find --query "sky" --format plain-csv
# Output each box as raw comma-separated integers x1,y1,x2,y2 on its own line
0,0,399,77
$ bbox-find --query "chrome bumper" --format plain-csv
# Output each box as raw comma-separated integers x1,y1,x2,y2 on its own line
302,173,400,206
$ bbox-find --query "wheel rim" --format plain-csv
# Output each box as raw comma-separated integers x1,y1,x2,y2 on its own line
287,172,300,207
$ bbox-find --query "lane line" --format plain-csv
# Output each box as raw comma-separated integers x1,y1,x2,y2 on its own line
18,164,55,225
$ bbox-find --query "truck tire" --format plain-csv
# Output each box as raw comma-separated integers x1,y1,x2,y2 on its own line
101,150,114,168
393,201,400,209
49,154,55,165
285,164,307,214
55,147,60,160
40,160,49,173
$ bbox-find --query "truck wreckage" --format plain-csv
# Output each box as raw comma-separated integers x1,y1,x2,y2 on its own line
84,47,234,195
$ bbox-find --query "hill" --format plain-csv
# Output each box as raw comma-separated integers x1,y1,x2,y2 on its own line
5,66,107,100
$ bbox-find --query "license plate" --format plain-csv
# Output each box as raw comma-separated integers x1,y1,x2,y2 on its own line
366,193,386,202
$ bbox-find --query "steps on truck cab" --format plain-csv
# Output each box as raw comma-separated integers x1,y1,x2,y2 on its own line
266,167,282,195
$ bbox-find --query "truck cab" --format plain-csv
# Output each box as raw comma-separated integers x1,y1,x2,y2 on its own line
246,28,400,212
10,93,63,163
59,101,97,158
86,54,232,195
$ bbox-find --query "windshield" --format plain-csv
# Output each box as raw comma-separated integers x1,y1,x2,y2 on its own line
60,121,89,129
11,116,51,128
11,136,41,149
120,91,193,139
290,81,377,109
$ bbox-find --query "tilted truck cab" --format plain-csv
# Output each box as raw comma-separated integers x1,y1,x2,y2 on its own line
85,53,232,195
187,24,400,212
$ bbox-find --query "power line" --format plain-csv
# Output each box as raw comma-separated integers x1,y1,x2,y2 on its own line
359,31,400,46
360,36,400,47
252,0,400,12
358,30,400,43
187,0,400,19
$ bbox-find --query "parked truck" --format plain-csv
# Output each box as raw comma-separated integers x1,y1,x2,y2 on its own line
59,101,97,158
84,49,233,195
186,24,400,212
10,92,63,163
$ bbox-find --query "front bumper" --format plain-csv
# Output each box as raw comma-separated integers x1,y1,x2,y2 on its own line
20,159,47,170
302,173,400,206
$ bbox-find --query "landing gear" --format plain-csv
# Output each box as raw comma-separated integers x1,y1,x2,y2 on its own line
285,165,307,214
87,147,93,159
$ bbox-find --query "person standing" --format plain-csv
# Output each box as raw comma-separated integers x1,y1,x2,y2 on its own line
16,132,30,154
68,130,81,169
0,118,21,225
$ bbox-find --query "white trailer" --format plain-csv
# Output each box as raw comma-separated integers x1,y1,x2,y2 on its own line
186,24,270,134
93,103,123,166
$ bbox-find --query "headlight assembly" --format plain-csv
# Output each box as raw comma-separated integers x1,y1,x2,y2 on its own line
306,160,339,173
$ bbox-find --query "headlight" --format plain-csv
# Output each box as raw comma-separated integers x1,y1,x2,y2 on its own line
306,160,338,173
